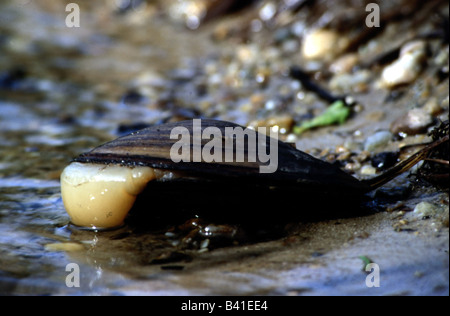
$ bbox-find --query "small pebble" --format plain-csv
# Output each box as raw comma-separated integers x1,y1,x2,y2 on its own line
355,150,371,163
423,97,443,116
360,164,377,175
413,202,439,217
329,70,371,93
259,2,277,21
398,219,408,225
379,40,427,88
248,115,294,134
390,108,434,136
302,29,349,61
344,161,361,172
335,145,349,154
237,45,257,63
336,151,351,161
364,130,392,152
329,53,359,74
266,116,294,134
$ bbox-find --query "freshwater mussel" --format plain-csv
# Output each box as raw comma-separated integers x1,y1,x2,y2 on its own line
61,119,447,231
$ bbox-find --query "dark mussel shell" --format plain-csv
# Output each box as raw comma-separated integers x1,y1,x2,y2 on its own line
75,119,367,194
72,120,371,224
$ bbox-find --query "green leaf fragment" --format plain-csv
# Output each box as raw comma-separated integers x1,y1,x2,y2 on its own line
294,100,351,134
359,255,374,272
359,255,373,266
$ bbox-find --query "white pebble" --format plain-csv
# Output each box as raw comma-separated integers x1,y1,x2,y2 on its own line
413,202,438,217
360,165,377,175
302,29,349,61
259,2,277,21
364,131,392,152
379,40,427,88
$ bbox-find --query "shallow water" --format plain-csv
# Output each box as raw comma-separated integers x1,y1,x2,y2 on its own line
0,0,448,296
